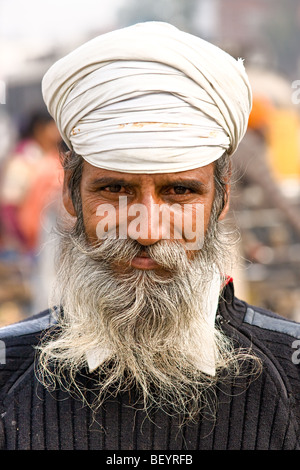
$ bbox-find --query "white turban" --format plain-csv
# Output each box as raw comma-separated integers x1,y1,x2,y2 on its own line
42,21,252,173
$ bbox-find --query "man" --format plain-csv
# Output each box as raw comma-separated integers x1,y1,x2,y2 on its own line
0,22,299,451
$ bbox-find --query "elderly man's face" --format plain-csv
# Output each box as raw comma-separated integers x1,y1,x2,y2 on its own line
63,161,229,272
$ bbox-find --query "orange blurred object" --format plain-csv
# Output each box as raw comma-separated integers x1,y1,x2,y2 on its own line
248,95,273,130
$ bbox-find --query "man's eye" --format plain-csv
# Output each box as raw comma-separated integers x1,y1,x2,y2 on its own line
102,185,122,193
172,186,191,195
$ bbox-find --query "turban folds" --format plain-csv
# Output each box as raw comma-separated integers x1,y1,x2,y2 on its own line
42,21,252,173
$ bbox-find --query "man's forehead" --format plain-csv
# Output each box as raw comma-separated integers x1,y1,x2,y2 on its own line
81,160,215,185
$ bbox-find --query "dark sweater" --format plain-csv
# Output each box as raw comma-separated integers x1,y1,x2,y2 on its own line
0,281,299,450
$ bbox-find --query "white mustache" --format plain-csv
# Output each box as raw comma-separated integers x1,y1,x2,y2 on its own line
70,236,191,274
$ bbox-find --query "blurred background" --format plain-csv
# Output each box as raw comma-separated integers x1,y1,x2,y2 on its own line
0,0,300,326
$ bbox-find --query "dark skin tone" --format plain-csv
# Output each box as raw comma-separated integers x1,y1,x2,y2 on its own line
63,161,230,272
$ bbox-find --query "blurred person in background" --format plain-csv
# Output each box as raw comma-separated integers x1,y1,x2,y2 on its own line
0,110,62,319
0,22,299,451
0,110,62,253
0,111,16,248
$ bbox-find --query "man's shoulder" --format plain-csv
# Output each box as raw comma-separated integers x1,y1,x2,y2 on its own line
222,282,300,345
224,287,300,412
240,301,300,384
0,308,58,396
0,308,57,343
231,295,300,355
222,282,300,401
242,302,300,343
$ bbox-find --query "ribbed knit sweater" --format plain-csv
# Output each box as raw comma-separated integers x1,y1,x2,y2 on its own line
0,281,299,450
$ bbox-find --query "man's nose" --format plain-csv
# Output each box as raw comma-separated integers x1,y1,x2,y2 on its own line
126,194,167,246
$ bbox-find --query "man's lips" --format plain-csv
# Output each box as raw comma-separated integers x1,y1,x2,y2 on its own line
130,251,160,270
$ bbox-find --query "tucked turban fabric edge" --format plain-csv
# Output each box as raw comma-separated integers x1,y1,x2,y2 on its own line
42,21,252,173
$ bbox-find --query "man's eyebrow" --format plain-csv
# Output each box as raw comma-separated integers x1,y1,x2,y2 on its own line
164,179,207,191
88,177,133,188
87,177,208,191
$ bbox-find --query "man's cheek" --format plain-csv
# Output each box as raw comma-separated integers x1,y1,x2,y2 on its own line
81,207,102,242
95,204,118,240
181,203,205,251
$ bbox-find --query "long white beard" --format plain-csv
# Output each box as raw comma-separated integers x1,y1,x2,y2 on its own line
85,264,221,376
37,224,252,421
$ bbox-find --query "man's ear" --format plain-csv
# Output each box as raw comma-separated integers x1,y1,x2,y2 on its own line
62,170,77,217
218,182,231,221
